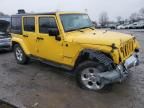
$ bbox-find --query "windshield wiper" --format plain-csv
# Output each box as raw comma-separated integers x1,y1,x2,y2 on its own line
89,27,95,30
66,28,84,32
66,26,95,32
79,26,95,30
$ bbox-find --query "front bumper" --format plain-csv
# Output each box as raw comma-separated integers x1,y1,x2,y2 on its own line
97,53,140,85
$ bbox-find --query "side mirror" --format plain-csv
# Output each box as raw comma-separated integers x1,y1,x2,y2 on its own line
55,36,61,41
48,29,59,36
48,29,61,41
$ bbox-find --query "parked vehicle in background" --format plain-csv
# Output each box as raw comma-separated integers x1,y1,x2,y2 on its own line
117,24,127,29
129,23,137,29
0,20,12,51
107,24,117,29
125,24,133,29
95,24,102,29
140,23,144,29
134,21,144,29
117,21,144,29
0,32,12,51
11,10,140,91
127,22,140,29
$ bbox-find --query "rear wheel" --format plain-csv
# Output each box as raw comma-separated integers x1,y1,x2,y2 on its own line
14,44,29,64
75,61,107,91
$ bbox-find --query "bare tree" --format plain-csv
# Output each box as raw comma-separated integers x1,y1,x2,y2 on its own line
0,12,5,16
116,16,124,24
99,12,109,27
116,16,122,22
129,13,140,22
0,12,9,17
139,8,144,18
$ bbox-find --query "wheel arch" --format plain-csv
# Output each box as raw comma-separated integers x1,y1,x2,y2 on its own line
74,49,115,70
12,40,30,55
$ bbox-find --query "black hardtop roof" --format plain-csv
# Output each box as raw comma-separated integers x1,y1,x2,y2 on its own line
11,12,56,17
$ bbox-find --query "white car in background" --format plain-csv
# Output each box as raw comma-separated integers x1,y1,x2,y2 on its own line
135,22,144,29
117,24,126,29
125,23,135,29
117,21,144,29
128,21,144,29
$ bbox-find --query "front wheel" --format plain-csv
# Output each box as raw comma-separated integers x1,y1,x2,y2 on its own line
14,44,29,64
75,61,108,91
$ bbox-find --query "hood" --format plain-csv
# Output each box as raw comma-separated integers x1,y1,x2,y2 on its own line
0,20,10,39
0,20,10,33
64,29,134,47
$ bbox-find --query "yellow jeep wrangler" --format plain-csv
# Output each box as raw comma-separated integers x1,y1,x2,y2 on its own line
11,10,140,91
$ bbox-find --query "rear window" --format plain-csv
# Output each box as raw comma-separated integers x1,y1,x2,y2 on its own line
23,17,35,32
11,16,22,34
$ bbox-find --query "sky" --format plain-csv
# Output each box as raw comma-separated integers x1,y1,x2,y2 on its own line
0,0,144,21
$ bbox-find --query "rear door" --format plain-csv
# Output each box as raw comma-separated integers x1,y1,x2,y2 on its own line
22,16,37,55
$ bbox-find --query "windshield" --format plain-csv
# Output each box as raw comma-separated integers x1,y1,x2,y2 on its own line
60,14,93,32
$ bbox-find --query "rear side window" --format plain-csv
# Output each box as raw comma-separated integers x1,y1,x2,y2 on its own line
23,17,35,32
11,16,22,34
39,17,57,33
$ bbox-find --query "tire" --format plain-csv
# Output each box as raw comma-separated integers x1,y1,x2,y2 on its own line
75,61,109,91
14,44,29,64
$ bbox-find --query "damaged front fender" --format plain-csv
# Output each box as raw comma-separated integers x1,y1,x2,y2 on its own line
97,53,139,86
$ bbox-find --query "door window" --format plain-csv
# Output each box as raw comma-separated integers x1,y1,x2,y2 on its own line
11,16,22,34
23,17,35,32
39,17,57,34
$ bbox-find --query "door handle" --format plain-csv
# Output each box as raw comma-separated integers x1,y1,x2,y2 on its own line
37,37,44,40
23,35,29,37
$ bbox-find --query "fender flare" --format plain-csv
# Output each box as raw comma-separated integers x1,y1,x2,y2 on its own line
74,49,115,70
12,40,30,55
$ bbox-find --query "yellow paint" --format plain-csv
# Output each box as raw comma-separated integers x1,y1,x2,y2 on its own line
11,12,140,67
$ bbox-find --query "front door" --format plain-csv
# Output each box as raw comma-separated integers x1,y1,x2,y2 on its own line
37,15,63,63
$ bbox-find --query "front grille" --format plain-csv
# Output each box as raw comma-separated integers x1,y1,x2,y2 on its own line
120,39,135,58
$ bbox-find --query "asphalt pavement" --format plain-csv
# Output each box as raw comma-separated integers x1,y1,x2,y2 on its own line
0,29,144,108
